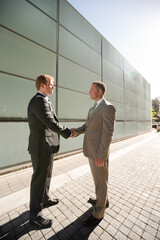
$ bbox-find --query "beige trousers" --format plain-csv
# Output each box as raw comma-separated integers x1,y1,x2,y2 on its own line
88,157,109,219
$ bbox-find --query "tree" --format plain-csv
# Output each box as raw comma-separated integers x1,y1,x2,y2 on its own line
152,97,160,117
152,108,157,117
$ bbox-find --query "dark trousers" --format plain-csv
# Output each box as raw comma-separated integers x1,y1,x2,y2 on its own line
30,152,54,217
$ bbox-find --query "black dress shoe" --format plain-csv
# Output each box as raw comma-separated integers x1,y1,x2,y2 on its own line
83,215,102,226
43,198,59,208
87,197,109,208
29,215,52,228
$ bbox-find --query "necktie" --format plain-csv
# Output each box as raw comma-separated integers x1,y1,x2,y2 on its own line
88,102,97,118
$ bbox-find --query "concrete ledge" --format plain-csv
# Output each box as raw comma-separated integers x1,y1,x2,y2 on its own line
0,164,90,216
0,150,83,175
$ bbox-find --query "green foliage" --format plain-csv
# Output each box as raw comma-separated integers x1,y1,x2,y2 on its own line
152,108,156,117
152,97,160,116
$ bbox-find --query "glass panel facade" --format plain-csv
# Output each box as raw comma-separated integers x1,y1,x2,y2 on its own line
0,0,57,51
0,27,56,80
58,56,101,93
103,79,124,104
27,0,57,20
58,88,92,119
113,102,125,121
0,73,35,118
103,58,123,86
113,122,125,140
0,122,30,169
59,26,101,74
59,0,101,53
102,37,123,70
59,122,84,154
0,0,151,169
0,72,57,119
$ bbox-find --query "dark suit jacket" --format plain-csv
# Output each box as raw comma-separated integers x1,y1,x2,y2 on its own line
27,93,71,155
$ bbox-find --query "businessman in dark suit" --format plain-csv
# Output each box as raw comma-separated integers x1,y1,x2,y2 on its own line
27,74,72,228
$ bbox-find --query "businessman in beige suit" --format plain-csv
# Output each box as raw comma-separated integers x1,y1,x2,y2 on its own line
72,81,116,226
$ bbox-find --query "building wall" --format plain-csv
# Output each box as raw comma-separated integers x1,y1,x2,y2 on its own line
0,0,151,169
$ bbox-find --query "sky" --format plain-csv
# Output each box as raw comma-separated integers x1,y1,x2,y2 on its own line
67,0,160,99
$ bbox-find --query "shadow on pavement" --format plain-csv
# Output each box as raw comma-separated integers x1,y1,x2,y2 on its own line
0,211,37,240
0,208,102,240
48,207,102,240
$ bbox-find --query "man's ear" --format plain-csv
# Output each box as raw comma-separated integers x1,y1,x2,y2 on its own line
99,89,103,97
41,83,44,89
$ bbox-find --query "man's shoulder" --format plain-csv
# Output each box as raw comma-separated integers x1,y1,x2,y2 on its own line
102,99,116,111
30,93,45,103
28,94,45,110
101,99,113,107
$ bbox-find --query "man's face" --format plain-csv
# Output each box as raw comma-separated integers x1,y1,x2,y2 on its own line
89,84,101,101
42,79,54,96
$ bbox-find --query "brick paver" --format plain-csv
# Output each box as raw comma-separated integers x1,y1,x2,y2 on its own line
0,130,160,239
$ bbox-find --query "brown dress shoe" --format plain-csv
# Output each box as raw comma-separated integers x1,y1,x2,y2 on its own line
83,215,102,226
43,198,59,208
87,197,109,208
29,215,52,228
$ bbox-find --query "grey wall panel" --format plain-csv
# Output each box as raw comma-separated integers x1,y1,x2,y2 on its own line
138,122,150,134
59,26,101,74
123,59,138,78
137,96,146,110
103,79,124,104
125,90,137,107
111,102,125,121
59,0,101,53
124,74,137,94
58,56,101,93
0,122,30,169
0,0,57,51
0,73,56,118
102,37,123,70
27,0,57,20
125,122,138,137
125,106,138,121
138,109,146,121
103,58,123,86
58,88,92,119
0,27,56,79
59,121,84,154
0,73,35,118
113,122,125,140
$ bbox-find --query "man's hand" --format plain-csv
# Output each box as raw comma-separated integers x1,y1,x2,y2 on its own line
96,158,104,167
70,128,78,138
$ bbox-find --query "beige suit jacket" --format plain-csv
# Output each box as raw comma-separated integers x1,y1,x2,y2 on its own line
76,99,116,160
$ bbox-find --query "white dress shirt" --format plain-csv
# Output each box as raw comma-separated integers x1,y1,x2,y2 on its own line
95,97,104,109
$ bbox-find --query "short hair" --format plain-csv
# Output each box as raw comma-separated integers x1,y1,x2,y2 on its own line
35,74,54,90
92,81,106,96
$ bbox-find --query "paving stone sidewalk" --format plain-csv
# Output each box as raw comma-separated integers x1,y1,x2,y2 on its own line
0,131,160,239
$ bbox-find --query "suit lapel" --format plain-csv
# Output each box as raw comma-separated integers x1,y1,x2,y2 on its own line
36,93,59,122
86,100,105,126
48,99,59,122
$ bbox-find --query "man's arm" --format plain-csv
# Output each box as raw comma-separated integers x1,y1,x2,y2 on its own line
70,123,86,138
96,105,116,161
30,97,71,139
76,123,86,134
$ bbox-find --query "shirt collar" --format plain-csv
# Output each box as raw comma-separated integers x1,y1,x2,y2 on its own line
37,91,49,101
96,97,104,107
37,91,46,97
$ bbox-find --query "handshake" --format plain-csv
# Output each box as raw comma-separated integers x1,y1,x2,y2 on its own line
70,128,79,138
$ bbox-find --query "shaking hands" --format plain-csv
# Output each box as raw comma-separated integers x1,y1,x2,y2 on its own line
70,128,79,138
